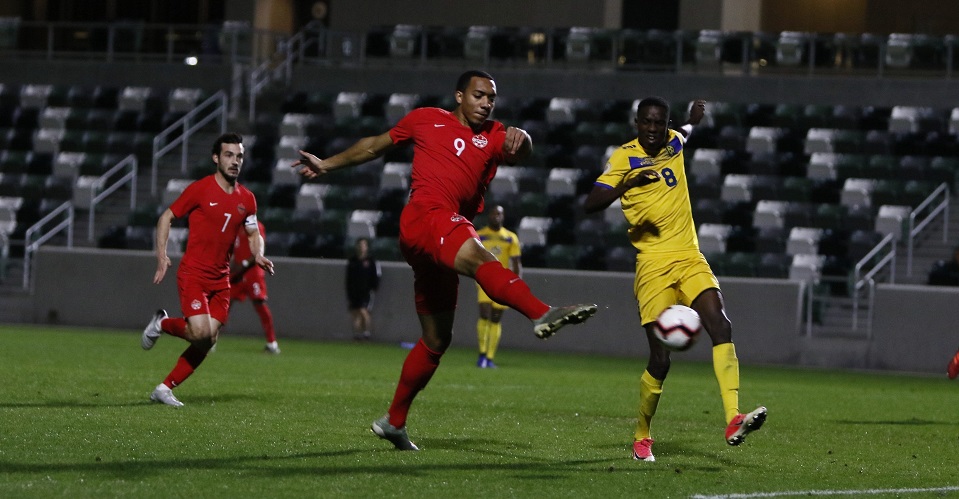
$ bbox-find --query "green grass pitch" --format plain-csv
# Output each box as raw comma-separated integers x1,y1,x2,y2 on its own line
1,324,957,498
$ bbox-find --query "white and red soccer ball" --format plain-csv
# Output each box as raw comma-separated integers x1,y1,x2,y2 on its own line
653,305,702,351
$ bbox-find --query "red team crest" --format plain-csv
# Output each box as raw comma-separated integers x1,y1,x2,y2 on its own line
471,135,488,148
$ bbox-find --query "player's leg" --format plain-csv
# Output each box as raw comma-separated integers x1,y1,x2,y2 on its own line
477,294,493,367
252,299,279,353
484,306,505,367
374,259,455,450
359,306,373,340
690,285,766,445
947,348,959,379
446,226,596,338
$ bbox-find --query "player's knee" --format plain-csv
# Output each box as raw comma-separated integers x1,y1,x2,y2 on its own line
703,314,732,343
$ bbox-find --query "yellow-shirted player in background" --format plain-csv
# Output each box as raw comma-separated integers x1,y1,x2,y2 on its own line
583,97,767,462
475,205,522,368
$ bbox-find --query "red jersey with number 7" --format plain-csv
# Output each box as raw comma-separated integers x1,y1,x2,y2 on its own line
169,175,258,282
389,107,508,220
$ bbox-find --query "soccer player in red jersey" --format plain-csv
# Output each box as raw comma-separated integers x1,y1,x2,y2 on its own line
230,220,280,354
292,70,598,450
142,132,274,407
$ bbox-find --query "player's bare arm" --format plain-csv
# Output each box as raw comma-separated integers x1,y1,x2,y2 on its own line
292,132,395,179
583,170,661,213
153,208,175,284
677,99,707,137
247,224,274,275
502,126,532,165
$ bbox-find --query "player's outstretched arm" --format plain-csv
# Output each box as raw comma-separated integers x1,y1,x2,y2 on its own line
246,224,274,275
676,99,707,137
292,132,395,179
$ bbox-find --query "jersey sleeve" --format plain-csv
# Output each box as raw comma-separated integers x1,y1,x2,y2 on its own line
507,230,522,258
388,109,421,145
593,148,628,190
169,180,201,218
243,190,258,228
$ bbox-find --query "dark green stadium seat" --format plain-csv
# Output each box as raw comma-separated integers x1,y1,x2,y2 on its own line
545,244,578,270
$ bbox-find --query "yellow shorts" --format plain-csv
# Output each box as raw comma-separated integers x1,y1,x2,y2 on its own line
633,249,720,326
476,284,508,310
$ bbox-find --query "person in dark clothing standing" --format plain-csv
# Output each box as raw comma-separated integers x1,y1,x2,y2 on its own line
346,237,381,341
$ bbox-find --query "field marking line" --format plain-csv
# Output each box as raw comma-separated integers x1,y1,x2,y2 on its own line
691,485,959,499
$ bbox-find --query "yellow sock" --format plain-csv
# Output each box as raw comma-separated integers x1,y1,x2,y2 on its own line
486,321,502,360
634,370,663,440
477,318,489,355
713,342,740,424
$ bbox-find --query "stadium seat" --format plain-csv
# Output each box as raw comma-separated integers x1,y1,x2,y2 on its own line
168,88,204,113
545,98,590,126
840,178,877,207
746,126,784,154
753,200,789,229
690,148,726,177
786,227,823,255
347,209,383,240
385,93,419,125
789,253,825,282
517,216,551,246
697,223,732,254
333,92,367,122
381,161,411,190
545,168,581,197
874,205,911,240
720,174,754,203
71,175,104,209
775,31,809,66
806,152,839,180
279,113,315,137
389,24,422,58
162,179,192,207
544,244,578,269
488,165,522,197
117,86,152,112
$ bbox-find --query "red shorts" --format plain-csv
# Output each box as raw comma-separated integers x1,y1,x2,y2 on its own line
230,274,268,302
177,272,231,325
399,201,478,315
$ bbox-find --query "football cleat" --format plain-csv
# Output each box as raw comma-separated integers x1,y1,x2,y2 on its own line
725,406,767,446
483,358,497,369
476,353,487,368
150,384,184,408
948,350,959,380
264,341,281,354
533,304,598,339
141,309,167,350
371,414,419,451
632,438,655,461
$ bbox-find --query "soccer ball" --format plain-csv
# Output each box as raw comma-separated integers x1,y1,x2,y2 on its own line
653,305,702,351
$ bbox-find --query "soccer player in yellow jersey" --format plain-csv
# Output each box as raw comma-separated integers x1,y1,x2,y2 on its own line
475,205,522,368
584,97,767,462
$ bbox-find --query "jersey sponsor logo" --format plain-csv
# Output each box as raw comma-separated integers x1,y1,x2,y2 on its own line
628,156,655,168
451,215,466,222
471,135,488,148
191,299,202,310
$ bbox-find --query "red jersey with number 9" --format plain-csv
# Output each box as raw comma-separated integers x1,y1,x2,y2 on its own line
169,175,258,282
389,107,507,219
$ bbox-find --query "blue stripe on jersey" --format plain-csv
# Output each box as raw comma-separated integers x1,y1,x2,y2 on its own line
594,181,615,189
628,156,655,169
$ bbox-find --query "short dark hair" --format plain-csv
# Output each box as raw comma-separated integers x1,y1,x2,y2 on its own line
636,96,670,117
212,132,244,156
456,70,494,92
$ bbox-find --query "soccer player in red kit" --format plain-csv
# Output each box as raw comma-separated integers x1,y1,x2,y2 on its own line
292,70,597,450
142,132,274,407
230,220,280,354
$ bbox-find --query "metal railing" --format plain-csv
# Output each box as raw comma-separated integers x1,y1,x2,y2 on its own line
905,182,950,276
86,155,138,243
851,233,896,334
151,91,228,195
22,201,73,290
247,21,324,122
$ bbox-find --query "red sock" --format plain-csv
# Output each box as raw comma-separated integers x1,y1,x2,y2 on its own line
387,339,442,428
161,317,188,339
162,344,209,388
474,261,550,320
253,301,276,343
